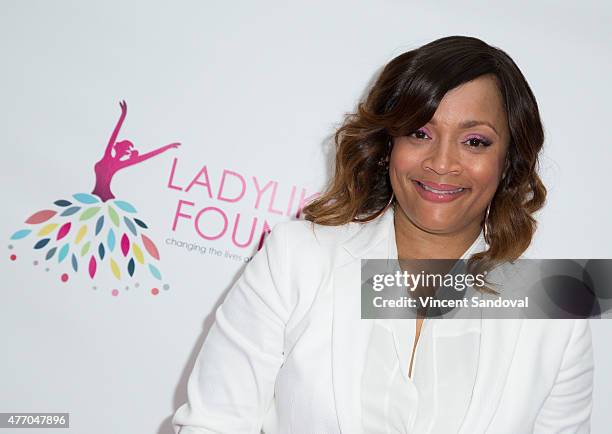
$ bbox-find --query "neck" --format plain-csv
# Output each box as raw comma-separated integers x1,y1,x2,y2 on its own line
393,205,483,260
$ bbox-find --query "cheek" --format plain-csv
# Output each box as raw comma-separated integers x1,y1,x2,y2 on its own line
389,148,420,173
468,160,503,191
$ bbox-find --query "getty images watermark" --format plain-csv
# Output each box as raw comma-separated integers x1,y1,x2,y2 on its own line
361,258,612,319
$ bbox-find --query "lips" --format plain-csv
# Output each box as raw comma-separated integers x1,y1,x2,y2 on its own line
411,179,469,203
416,179,466,191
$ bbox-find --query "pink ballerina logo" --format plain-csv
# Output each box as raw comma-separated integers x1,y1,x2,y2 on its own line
9,100,180,296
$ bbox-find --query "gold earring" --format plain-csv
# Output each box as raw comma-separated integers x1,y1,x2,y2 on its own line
385,191,395,209
483,202,491,245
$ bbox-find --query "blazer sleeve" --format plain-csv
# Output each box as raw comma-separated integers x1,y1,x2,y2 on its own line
533,318,594,433
172,222,292,434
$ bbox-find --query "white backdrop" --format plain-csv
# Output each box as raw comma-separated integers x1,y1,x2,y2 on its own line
1,1,610,433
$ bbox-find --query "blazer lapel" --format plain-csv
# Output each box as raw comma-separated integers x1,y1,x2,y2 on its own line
332,260,370,434
447,233,524,433
425,234,524,433
456,318,523,433
331,208,395,434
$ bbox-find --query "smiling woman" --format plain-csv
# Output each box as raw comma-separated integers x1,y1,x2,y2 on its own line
173,35,593,434
304,39,547,282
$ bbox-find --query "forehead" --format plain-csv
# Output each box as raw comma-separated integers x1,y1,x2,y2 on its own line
431,75,508,131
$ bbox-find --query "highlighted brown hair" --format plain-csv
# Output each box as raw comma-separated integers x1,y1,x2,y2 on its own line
302,35,547,290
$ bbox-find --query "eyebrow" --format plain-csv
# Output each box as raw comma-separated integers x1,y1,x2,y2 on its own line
428,118,499,136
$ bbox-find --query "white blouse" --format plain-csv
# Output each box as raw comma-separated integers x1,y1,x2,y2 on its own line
361,316,482,433
362,227,487,433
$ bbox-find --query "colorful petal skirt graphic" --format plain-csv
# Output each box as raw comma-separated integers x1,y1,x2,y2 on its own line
9,193,167,295
7,100,180,296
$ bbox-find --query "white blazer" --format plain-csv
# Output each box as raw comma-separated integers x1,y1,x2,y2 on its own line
172,207,594,434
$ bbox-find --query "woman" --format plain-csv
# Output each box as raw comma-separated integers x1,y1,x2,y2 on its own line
172,36,593,433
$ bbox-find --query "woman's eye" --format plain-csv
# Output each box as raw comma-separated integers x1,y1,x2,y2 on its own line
408,129,430,140
465,136,492,147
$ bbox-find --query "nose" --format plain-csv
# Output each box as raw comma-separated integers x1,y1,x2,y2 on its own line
421,137,462,175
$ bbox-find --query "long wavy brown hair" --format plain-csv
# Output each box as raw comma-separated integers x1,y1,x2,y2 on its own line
301,35,547,291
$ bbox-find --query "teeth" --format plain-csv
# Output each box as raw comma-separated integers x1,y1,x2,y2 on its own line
418,181,464,194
